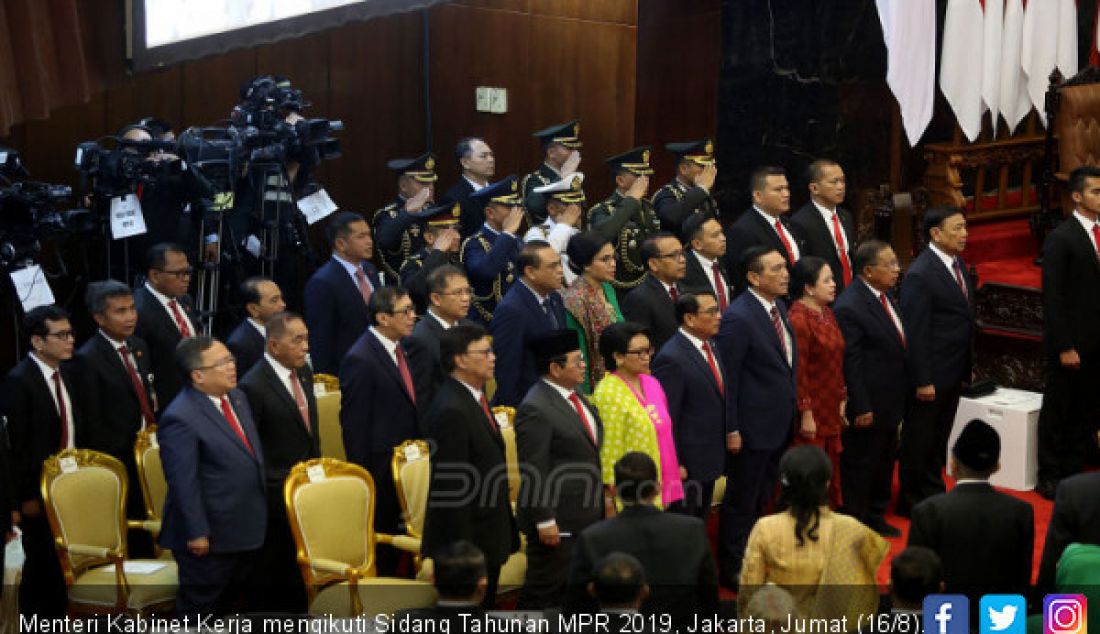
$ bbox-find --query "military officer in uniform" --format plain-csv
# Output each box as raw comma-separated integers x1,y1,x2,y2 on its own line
372,152,437,281
400,202,463,315
521,121,582,227
460,176,525,324
526,174,586,286
588,147,660,294
652,138,720,236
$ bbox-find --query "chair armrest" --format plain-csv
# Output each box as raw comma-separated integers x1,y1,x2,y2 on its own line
385,534,421,554
127,519,161,536
66,543,113,559
311,557,353,575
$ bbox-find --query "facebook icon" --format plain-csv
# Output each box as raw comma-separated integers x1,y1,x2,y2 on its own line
924,595,969,634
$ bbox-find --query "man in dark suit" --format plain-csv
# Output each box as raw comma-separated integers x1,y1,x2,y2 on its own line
226,276,285,377
134,242,197,408
897,206,975,515
714,247,796,586
833,240,907,537
515,330,604,608
652,291,731,518
339,286,423,574
680,214,731,311
1,305,79,615
908,419,1033,598
72,280,158,556
652,138,719,236
1038,471,1100,589
723,166,802,293
238,311,318,612
521,120,582,226
490,241,567,406
444,137,495,238
620,233,687,351
405,265,474,407
396,540,489,631
566,452,717,627
790,159,856,294
422,324,519,608
1036,166,1100,499
159,336,267,617
303,211,382,374
460,176,525,324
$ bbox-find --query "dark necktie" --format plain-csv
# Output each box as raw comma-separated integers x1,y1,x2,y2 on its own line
395,345,417,404
880,293,906,347
168,299,192,337
711,262,728,311
568,392,597,445
831,213,853,285
288,370,311,433
354,268,373,304
775,219,795,264
770,306,789,363
542,299,559,329
479,394,499,434
220,396,254,455
702,342,724,396
52,370,69,450
118,344,157,428
669,285,678,302
952,259,968,299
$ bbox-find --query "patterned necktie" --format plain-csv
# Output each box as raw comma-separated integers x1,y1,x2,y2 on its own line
354,267,373,304
220,396,254,455
52,371,69,449
479,394,499,434
702,342,724,395
118,344,156,428
711,262,728,311
770,306,789,362
395,345,417,404
168,299,192,337
952,259,968,299
831,213,853,285
775,219,795,264
288,370,311,433
568,392,597,445
880,293,906,347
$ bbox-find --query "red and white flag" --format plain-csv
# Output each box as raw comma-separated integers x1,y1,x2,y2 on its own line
876,0,936,145
999,0,1032,133
941,0,987,141
1022,0,1078,124
981,0,1004,135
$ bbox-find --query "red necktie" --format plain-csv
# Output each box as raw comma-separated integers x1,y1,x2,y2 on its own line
952,259,968,299
830,213,853,285
220,396,254,455
711,262,728,311
118,344,157,428
568,393,597,445
479,394,499,434
770,306,789,362
52,371,69,450
168,300,192,337
1092,224,1100,262
880,293,906,348
354,268,373,304
775,219,795,264
395,345,417,404
669,285,678,301
702,342,724,396
288,370,311,433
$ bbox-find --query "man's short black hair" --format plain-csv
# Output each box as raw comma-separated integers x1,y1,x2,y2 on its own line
614,451,659,503
740,246,779,282
518,240,552,278
750,165,786,193
853,240,891,276
455,137,484,162
674,291,717,324
24,305,70,341
175,335,218,386
681,212,716,244
433,540,487,600
241,276,273,308
427,265,467,296
639,232,677,270
922,206,965,242
86,280,133,316
325,212,366,248
266,311,303,343
147,242,187,271
890,546,944,606
806,158,840,185
439,324,488,373
591,552,646,606
367,286,410,326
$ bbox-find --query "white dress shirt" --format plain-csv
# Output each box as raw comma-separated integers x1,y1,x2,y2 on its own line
428,309,456,330
862,279,906,340
369,326,401,367
30,352,74,449
812,200,849,254
249,318,266,339
691,251,727,298
748,288,792,366
264,352,301,402
755,206,800,260
145,282,196,336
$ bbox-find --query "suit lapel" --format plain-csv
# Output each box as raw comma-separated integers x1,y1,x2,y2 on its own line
748,296,790,367
261,361,312,436
23,358,61,427
367,333,415,403
1068,218,1100,276
92,335,140,406
539,382,599,450
858,282,905,351
674,333,722,396
455,380,504,451
195,389,258,461
328,259,369,310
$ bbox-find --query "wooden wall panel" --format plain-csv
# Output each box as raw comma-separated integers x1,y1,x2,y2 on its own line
531,1,637,25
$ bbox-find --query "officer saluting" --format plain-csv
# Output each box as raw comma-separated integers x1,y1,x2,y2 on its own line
652,138,719,236
521,120,582,227
373,152,437,281
587,147,660,294
400,202,463,315
460,175,525,324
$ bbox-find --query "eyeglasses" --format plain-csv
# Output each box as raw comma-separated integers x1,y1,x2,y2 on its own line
655,250,685,260
439,287,474,297
45,330,75,341
624,347,655,357
388,306,417,317
157,266,194,279
197,355,236,371
464,348,494,357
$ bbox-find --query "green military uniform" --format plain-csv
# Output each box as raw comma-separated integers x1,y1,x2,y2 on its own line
588,147,660,293
652,138,719,237
522,120,582,227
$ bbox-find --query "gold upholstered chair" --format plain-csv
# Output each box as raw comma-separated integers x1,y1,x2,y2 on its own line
492,406,521,506
284,457,437,617
391,439,431,568
133,427,169,556
40,449,177,616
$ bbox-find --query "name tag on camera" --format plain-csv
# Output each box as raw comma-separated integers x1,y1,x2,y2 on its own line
110,194,148,239
297,188,338,225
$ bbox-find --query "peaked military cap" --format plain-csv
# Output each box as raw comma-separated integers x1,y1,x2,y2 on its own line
533,120,583,149
665,138,716,166
386,152,438,183
534,172,586,204
470,175,523,206
410,201,462,228
606,146,655,176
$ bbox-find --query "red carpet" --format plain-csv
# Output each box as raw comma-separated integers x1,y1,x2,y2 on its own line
963,218,1043,289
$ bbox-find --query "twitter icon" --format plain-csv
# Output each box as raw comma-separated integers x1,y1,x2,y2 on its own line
982,595,1027,634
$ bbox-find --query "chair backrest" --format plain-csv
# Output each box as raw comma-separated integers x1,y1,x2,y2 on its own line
284,458,377,585
134,425,167,521
40,449,128,580
391,440,431,538
1056,70,1100,176
492,406,520,505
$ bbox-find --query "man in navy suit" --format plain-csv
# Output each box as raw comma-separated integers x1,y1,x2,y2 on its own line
723,166,802,293
405,265,475,407
833,240,908,537
897,207,975,515
159,336,266,617
226,276,285,377
339,286,423,574
652,291,732,518
714,247,796,587
303,211,382,374
490,241,567,406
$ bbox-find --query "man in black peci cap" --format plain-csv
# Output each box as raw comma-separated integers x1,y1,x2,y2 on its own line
907,419,1034,598
372,152,438,281
460,175,525,324
522,120,583,226
588,147,662,294
652,138,719,236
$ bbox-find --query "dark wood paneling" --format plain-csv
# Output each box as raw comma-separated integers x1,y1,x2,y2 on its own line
532,1,637,25
180,47,257,127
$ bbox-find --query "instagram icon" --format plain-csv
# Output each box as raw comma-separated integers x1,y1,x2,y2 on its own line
1045,595,1087,634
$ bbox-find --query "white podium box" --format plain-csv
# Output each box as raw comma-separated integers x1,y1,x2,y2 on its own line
946,388,1042,491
